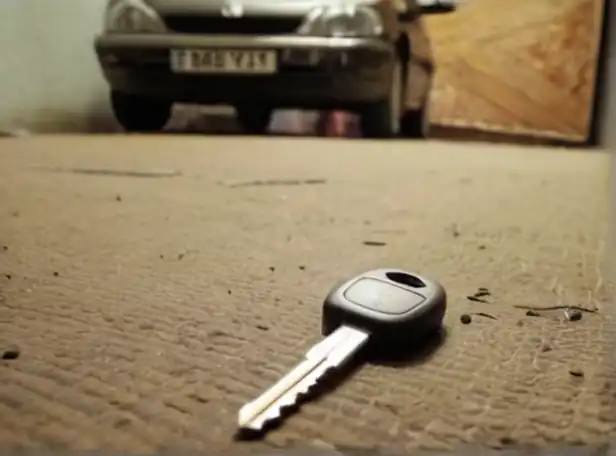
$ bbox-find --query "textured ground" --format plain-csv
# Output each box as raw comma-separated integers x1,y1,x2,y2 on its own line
0,135,614,453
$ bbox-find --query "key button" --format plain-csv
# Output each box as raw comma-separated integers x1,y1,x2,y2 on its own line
343,277,426,315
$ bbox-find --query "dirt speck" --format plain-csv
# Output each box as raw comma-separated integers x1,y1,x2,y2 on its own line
114,417,131,428
2,246,7,251
256,324,269,331
526,310,541,317
460,314,472,324
53,271,59,277
478,244,486,250
499,437,516,446
178,252,186,260
541,343,553,352
451,224,461,237
209,330,228,338
299,265,306,271
4,274,11,280
363,240,387,247
569,367,584,378
269,266,275,272
228,290,232,295
115,195,122,202
2,345,20,360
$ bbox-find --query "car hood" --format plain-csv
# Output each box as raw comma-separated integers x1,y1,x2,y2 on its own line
145,0,376,16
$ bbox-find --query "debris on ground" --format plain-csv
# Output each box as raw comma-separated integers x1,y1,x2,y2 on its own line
116,195,122,202
473,312,497,320
514,304,597,314
53,271,59,277
1,345,20,360
474,288,491,298
2,246,7,251
569,367,584,378
222,178,327,188
565,309,583,321
478,244,486,250
363,240,387,247
178,252,186,260
269,266,275,272
460,314,472,324
298,265,306,271
526,310,541,317
451,224,461,238
256,325,269,331
540,343,552,352
467,287,491,303
4,274,11,280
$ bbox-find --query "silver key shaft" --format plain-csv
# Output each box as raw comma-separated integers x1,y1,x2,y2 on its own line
238,325,369,431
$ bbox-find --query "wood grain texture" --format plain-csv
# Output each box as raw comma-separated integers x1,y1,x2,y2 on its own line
426,0,604,142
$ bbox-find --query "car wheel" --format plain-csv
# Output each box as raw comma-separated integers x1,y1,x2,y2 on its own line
235,106,273,135
110,91,172,133
400,102,430,139
359,59,403,139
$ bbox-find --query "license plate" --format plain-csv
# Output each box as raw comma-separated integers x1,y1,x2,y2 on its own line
170,49,277,74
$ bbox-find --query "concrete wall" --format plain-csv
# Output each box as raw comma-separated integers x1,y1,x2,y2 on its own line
0,0,115,133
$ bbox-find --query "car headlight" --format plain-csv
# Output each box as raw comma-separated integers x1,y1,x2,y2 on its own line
104,0,167,33
297,5,383,38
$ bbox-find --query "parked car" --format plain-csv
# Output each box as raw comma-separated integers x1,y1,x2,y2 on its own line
95,0,455,138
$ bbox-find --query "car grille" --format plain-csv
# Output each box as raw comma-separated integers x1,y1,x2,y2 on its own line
163,15,303,35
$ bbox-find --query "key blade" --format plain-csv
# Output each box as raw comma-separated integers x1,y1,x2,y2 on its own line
238,355,326,429
238,325,369,431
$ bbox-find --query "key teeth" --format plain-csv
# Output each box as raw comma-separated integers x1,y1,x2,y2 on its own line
250,365,331,430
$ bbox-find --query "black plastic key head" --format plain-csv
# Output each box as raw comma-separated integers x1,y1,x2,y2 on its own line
322,268,446,348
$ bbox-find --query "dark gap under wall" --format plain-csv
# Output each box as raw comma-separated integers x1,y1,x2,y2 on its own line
591,0,612,146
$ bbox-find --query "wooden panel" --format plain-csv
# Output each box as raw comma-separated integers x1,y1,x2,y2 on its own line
426,0,605,142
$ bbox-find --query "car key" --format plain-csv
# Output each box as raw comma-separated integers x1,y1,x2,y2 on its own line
238,268,446,432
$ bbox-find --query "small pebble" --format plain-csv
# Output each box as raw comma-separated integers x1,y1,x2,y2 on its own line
565,309,583,321
526,310,541,317
2,246,7,251
228,290,232,295
53,271,59,277
269,266,275,272
298,265,306,271
541,343,552,353
4,274,11,280
460,314,472,324
569,368,584,378
178,252,185,260
115,195,122,202
2,345,20,360
256,324,269,331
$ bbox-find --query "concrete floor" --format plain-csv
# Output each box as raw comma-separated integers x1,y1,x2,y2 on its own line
0,135,613,453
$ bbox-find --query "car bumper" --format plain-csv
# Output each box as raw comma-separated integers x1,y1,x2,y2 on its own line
94,33,394,110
